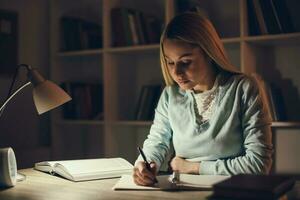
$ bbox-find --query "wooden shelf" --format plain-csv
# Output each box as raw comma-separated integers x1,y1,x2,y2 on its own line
106,44,160,54
106,38,242,52
55,120,105,126
244,32,300,45
271,122,300,128
58,49,104,57
221,37,242,44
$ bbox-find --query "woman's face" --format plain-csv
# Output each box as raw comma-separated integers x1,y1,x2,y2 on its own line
163,39,213,91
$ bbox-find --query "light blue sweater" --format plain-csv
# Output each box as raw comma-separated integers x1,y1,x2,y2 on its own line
136,72,273,175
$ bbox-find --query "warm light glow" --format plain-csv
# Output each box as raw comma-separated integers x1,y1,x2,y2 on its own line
33,80,71,115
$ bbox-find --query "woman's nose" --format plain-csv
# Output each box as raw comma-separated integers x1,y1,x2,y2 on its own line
174,64,184,75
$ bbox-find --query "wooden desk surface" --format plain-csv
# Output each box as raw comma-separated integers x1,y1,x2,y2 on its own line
0,169,211,200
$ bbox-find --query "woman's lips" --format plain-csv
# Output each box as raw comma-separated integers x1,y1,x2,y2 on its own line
178,79,189,84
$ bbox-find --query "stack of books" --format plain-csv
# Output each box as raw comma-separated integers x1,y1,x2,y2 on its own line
210,174,296,200
61,82,103,120
60,16,102,51
110,8,162,47
135,84,163,121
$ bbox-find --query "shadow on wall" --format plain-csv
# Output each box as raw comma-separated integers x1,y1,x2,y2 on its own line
258,65,300,121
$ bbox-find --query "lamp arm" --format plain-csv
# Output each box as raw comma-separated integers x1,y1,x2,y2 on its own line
6,64,31,100
0,82,31,116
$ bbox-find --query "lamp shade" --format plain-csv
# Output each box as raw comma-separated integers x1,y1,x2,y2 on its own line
33,80,71,115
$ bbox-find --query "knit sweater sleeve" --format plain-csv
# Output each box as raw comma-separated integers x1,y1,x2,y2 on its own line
200,77,273,175
135,87,173,170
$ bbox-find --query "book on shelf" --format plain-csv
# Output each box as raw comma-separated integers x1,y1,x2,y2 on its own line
60,17,80,51
134,10,146,45
270,0,295,33
60,82,103,120
60,16,102,51
113,174,229,190
128,10,139,45
247,0,262,36
34,157,133,182
210,174,295,200
143,15,162,44
259,0,282,34
176,0,209,18
252,0,269,35
111,8,132,47
247,0,296,35
268,83,287,121
135,84,163,121
110,8,162,47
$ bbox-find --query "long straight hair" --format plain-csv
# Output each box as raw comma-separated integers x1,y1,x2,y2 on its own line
160,12,240,86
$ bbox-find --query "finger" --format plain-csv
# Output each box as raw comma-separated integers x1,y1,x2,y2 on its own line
170,160,178,171
137,162,156,180
134,164,153,185
137,176,154,186
133,167,138,174
134,172,154,186
137,161,147,172
136,167,156,182
170,159,175,168
149,162,157,173
136,161,158,182
133,172,144,185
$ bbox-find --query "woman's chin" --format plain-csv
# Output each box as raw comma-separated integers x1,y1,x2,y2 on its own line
178,83,193,91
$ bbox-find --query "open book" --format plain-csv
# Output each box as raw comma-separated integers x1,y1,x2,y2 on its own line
113,174,229,190
34,157,133,182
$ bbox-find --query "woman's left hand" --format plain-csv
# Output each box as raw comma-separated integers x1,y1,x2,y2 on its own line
170,156,200,174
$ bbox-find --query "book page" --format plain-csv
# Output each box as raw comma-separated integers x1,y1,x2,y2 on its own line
113,174,229,190
36,161,56,167
34,161,56,173
54,158,133,175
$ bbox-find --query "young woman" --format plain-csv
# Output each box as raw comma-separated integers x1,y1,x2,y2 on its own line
133,12,273,186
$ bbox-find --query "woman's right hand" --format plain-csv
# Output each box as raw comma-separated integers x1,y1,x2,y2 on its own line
133,161,157,186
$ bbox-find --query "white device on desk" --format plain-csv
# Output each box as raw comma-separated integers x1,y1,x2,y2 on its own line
0,147,17,187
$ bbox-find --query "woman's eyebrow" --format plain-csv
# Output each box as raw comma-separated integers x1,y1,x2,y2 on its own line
164,53,193,60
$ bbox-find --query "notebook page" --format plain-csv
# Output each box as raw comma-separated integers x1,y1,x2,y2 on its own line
113,175,172,190
178,174,230,188
113,174,229,190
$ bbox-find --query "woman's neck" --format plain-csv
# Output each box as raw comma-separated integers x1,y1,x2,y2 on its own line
193,67,219,93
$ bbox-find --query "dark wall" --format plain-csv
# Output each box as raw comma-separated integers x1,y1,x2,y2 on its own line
0,0,51,168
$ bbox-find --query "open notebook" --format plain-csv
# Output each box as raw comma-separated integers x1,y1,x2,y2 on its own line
34,157,133,182
113,174,229,190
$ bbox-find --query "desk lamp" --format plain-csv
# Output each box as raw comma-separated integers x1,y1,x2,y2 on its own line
0,64,71,187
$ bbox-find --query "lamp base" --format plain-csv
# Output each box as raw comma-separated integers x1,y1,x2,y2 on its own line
0,147,17,187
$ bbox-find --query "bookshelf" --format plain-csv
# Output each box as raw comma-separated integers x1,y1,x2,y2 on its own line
49,0,300,163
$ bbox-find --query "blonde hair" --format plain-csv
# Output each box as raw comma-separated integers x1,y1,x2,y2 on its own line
160,12,239,86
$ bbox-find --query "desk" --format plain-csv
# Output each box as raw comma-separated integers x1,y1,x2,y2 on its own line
0,169,211,200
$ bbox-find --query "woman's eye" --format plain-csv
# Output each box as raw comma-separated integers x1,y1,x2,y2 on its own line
167,61,174,65
181,60,191,65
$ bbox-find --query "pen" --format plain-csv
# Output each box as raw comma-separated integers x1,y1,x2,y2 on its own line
137,147,158,183
171,170,180,184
